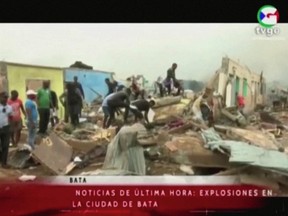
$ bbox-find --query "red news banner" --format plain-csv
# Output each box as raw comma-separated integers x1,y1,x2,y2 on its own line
0,176,274,214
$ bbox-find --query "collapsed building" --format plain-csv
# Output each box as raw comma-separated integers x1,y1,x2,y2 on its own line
208,57,266,109
2,57,288,195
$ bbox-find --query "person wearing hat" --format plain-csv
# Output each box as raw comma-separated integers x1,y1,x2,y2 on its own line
0,91,13,168
25,90,38,149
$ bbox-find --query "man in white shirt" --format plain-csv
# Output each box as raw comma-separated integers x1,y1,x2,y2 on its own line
0,91,13,168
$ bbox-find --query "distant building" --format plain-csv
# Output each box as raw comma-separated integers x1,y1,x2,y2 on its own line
207,57,266,108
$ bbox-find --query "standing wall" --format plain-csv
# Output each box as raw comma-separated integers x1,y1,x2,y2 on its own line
64,68,113,104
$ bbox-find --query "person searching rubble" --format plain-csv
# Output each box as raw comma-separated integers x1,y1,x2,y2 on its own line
130,75,145,100
102,88,131,128
8,90,26,147
25,90,38,150
236,92,245,115
130,97,156,124
105,76,118,97
192,88,214,127
164,63,183,96
154,76,165,97
0,91,13,168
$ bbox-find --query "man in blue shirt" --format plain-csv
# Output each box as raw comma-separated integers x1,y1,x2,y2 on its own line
0,91,13,168
25,90,38,150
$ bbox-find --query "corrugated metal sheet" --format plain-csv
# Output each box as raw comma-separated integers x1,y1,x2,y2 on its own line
64,68,113,104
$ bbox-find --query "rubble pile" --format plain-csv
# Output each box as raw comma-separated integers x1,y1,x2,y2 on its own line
2,93,288,194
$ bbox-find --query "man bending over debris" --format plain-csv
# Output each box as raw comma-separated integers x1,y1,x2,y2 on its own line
192,89,213,126
102,89,131,128
131,98,156,123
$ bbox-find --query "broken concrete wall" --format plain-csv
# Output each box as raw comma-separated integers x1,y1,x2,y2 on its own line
210,57,266,109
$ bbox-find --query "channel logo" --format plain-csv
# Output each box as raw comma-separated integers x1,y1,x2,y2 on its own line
257,5,279,28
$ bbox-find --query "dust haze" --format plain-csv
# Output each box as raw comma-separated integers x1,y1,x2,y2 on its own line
0,24,287,84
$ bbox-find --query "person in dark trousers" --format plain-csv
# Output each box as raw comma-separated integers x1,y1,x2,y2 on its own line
73,76,85,99
8,90,26,146
131,98,155,123
37,80,51,136
155,76,165,97
105,78,118,97
164,63,182,96
67,83,82,127
104,89,131,128
0,92,13,168
50,90,59,127
59,85,69,123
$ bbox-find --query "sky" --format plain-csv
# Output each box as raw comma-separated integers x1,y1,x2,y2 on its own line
0,24,287,84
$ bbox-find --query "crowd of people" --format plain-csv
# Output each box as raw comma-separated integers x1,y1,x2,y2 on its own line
0,76,85,169
0,63,227,169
